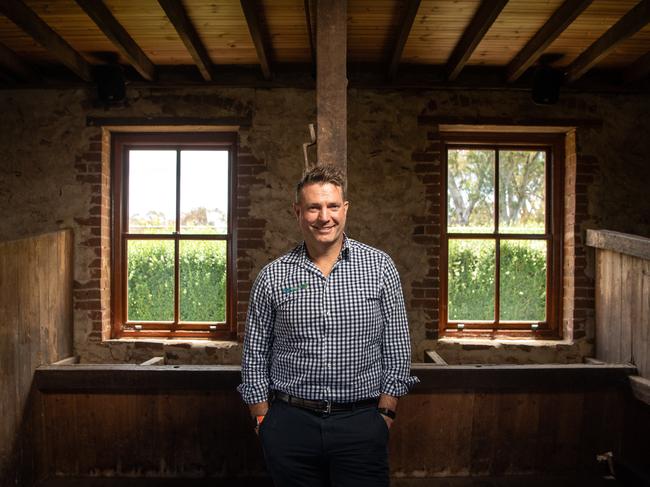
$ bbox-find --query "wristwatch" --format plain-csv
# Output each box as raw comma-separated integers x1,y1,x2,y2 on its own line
377,408,396,420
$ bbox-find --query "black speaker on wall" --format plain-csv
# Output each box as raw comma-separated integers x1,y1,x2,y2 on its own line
531,53,564,105
94,64,126,105
532,65,563,105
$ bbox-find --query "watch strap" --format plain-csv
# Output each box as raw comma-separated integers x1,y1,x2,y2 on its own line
377,407,396,420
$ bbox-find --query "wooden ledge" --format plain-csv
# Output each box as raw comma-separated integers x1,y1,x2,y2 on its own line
586,229,650,260
629,375,650,406
34,363,636,393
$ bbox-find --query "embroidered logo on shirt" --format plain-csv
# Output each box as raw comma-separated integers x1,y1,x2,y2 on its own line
282,283,309,294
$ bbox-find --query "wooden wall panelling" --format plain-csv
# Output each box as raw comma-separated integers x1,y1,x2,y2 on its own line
0,238,20,483
0,230,73,486
593,242,650,377
39,391,269,479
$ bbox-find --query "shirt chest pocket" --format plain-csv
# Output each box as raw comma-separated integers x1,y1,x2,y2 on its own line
343,284,381,323
274,291,319,337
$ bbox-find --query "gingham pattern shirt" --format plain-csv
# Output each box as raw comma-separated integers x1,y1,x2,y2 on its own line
238,236,419,404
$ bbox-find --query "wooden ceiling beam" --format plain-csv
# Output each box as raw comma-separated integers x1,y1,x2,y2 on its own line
0,0,92,81
0,40,39,81
506,0,593,82
74,0,155,81
240,0,272,80
446,0,508,81
623,50,650,83
388,0,421,80
566,0,650,83
157,0,213,81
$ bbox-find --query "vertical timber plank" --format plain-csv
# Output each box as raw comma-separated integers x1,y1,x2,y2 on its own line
641,259,650,378
611,251,623,362
595,250,608,361
469,391,499,475
620,254,635,364
508,392,541,474
0,240,19,480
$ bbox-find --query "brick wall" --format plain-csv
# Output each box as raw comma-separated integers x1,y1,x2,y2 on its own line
72,129,111,343
411,128,442,340
235,134,267,337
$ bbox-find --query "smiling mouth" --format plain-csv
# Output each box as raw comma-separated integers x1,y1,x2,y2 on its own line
314,226,335,233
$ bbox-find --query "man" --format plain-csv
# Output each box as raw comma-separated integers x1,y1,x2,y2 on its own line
238,164,418,487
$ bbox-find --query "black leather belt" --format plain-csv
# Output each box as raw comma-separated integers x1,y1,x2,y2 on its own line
272,391,379,415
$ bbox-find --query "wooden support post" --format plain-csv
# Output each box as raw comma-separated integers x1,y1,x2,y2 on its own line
316,0,347,174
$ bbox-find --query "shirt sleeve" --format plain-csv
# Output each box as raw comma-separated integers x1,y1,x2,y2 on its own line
379,256,420,397
237,268,275,404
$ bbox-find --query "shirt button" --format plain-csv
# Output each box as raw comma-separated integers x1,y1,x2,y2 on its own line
323,310,330,316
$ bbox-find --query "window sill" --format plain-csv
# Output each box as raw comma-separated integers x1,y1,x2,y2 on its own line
426,336,591,365
105,338,240,348
99,338,242,365
437,337,573,348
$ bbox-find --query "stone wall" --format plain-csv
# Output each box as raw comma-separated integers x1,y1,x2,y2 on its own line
1,85,649,364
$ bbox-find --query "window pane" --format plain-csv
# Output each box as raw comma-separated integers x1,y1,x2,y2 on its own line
180,151,229,234
500,240,546,321
499,150,545,234
447,149,495,233
128,150,176,234
127,240,174,322
448,239,495,321
180,240,227,322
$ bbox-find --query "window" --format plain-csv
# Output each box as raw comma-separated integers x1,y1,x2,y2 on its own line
112,133,236,339
440,133,563,338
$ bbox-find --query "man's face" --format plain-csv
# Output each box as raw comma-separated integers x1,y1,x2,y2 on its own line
294,182,348,250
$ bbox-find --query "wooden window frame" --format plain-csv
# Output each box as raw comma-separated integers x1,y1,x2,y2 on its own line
440,132,564,339
111,132,237,340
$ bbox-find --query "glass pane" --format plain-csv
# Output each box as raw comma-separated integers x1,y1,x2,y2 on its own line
448,239,495,321
500,240,547,321
128,150,177,234
498,150,545,234
447,149,495,233
180,150,229,234
127,240,174,322
180,240,227,322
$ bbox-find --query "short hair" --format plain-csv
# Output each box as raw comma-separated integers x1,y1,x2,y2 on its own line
295,164,347,203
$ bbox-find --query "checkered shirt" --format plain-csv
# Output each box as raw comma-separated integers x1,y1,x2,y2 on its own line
238,236,419,404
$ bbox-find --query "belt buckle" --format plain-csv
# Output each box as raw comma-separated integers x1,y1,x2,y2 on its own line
320,399,332,415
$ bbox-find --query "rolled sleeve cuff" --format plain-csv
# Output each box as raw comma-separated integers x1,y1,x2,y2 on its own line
381,374,420,397
236,383,270,405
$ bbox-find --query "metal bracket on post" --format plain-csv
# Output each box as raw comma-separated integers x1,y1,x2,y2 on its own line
303,123,317,171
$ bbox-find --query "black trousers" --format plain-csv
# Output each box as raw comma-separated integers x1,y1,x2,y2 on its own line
258,399,390,487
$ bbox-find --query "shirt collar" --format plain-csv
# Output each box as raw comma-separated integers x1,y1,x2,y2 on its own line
282,234,352,266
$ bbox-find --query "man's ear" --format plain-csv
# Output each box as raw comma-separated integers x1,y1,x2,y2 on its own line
292,203,301,220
